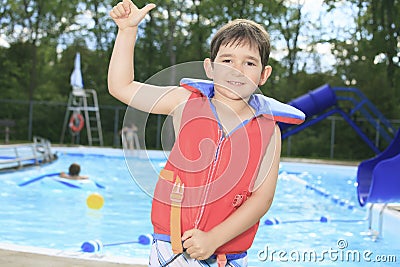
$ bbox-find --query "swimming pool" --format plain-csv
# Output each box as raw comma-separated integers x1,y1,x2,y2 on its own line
0,147,398,266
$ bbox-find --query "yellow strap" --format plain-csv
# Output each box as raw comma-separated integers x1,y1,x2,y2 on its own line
170,176,183,254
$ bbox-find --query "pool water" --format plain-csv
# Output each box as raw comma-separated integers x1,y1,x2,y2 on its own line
0,148,398,266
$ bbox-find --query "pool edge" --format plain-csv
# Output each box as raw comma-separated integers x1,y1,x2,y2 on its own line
0,243,147,267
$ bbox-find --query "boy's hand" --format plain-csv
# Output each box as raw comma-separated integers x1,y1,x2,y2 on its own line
182,229,218,260
110,0,156,30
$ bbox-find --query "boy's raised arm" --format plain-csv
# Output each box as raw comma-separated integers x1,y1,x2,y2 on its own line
108,0,188,115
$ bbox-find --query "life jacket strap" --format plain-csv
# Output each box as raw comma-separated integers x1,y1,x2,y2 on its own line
170,176,184,254
217,254,227,267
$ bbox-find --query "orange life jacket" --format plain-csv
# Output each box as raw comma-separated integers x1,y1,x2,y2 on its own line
151,78,305,254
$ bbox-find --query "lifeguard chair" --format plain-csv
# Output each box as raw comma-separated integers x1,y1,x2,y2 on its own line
60,88,103,146
60,53,103,146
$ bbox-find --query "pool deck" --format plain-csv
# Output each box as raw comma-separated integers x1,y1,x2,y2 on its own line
0,243,147,267
281,156,360,166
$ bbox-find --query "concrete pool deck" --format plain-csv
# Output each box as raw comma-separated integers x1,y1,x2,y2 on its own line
0,243,147,267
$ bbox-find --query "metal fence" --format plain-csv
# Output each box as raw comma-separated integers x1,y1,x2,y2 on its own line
284,116,400,159
1,99,399,160
1,99,128,147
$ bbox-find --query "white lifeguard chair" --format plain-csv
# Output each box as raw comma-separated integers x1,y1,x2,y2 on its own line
60,87,104,146
60,53,103,146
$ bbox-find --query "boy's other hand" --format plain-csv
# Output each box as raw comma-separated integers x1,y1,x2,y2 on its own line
110,0,156,30
182,229,217,260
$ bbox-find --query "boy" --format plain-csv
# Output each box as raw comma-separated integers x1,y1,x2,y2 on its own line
108,1,305,266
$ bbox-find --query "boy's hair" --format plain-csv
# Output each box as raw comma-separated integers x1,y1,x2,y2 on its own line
69,163,81,176
210,19,271,68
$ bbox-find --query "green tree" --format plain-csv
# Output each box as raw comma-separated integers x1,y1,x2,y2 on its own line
325,0,400,117
0,0,81,139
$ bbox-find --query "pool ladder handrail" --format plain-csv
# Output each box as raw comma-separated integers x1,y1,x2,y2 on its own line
367,203,388,241
0,136,56,170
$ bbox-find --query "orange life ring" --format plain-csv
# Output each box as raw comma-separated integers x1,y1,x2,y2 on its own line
69,113,84,133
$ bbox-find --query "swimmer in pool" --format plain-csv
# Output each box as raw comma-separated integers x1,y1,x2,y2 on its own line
60,163,89,180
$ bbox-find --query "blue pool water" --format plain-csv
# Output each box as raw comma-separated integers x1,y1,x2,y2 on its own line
0,147,398,266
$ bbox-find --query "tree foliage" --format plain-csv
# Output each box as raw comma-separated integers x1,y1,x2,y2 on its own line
325,0,400,117
0,0,399,160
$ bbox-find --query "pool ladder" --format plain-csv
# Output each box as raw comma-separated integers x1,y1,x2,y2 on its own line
367,203,388,241
0,136,56,170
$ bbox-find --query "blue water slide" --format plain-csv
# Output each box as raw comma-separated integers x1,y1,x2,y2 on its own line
357,129,400,206
279,84,396,154
277,83,399,208
279,84,337,132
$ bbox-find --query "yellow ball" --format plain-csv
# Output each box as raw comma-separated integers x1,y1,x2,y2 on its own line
86,193,104,210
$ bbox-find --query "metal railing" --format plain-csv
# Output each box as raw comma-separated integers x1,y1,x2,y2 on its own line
0,136,56,171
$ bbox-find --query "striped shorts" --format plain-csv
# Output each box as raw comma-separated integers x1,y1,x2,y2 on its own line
148,238,248,267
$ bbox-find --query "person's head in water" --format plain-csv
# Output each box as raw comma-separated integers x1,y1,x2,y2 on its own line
69,163,81,176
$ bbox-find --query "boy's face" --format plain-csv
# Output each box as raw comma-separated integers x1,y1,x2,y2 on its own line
204,42,271,101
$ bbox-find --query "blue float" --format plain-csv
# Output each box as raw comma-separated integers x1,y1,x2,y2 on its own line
81,234,151,253
18,172,60,187
263,215,366,226
320,216,328,223
18,173,105,189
